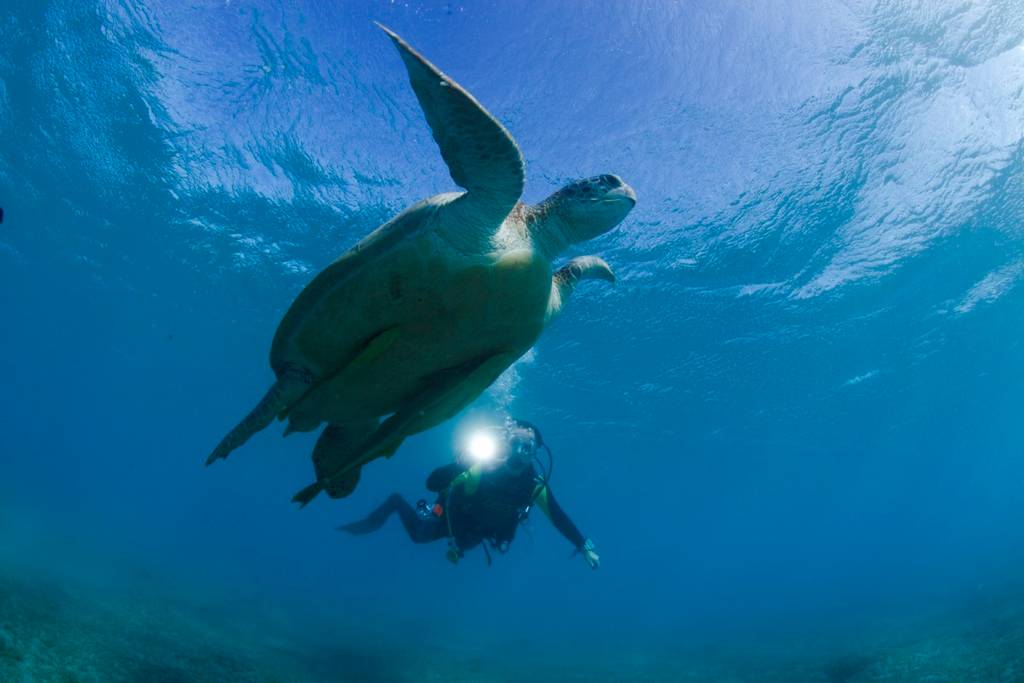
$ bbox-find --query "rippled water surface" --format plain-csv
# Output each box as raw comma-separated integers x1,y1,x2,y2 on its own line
2,1,1024,681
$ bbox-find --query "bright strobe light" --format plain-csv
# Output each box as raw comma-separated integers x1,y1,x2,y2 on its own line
465,430,499,464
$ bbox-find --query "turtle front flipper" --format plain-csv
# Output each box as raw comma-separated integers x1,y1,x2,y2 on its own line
292,352,518,507
545,256,616,323
206,366,313,466
377,24,525,232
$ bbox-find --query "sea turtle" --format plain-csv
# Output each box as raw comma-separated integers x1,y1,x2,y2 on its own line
206,24,636,506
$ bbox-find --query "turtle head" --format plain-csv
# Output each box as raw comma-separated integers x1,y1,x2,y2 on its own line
531,174,636,255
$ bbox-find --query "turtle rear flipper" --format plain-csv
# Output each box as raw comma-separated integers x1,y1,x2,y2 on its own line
294,438,401,507
212,326,402,465
312,421,377,499
293,352,517,507
206,367,312,466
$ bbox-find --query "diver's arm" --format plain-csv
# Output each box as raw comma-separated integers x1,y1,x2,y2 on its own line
535,486,598,568
426,463,467,492
449,464,483,496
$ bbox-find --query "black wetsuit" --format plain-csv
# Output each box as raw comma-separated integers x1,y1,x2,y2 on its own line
340,462,586,554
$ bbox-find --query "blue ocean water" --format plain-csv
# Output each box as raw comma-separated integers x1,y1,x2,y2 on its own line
2,0,1024,680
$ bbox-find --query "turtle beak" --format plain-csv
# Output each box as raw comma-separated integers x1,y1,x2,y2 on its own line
606,183,637,207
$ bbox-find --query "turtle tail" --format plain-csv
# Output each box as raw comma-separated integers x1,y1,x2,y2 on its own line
206,367,313,466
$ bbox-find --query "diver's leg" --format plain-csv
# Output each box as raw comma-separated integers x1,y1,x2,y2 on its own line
392,500,447,544
336,493,407,535
337,493,445,544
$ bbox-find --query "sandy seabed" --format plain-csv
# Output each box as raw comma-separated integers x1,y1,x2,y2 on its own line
1,561,1023,683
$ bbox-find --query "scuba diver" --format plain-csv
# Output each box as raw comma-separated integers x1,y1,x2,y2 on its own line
337,419,600,569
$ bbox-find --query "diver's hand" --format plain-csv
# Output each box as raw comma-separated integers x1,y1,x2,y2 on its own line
580,539,600,570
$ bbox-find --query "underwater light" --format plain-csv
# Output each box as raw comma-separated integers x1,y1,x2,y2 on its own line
465,430,500,463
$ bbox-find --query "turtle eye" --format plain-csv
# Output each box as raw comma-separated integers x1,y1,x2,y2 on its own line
599,174,620,187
